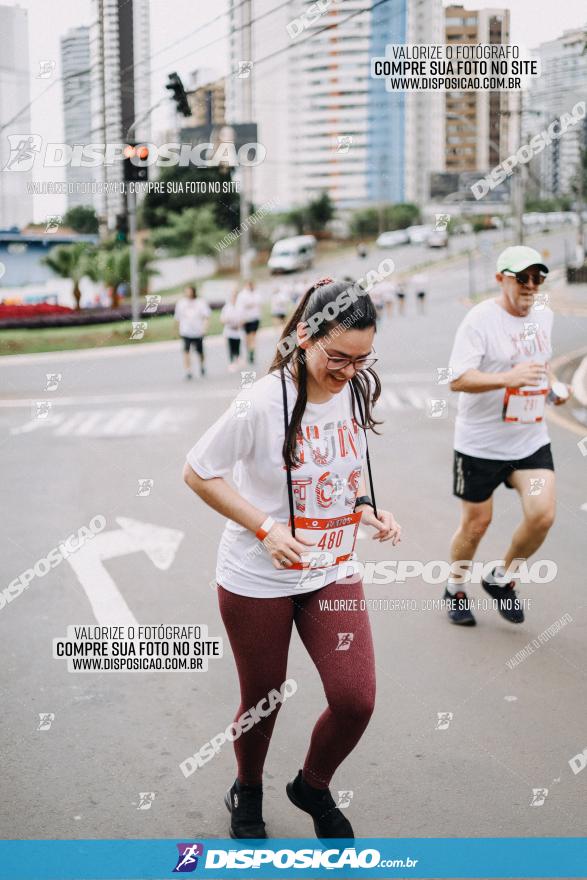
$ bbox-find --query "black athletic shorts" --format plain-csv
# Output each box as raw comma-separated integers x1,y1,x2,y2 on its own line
243,319,260,334
182,336,203,354
453,443,554,503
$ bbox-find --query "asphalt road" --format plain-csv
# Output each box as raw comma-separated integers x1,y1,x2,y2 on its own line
1,228,586,849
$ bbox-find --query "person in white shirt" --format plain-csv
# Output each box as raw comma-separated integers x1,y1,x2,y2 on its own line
445,246,569,627
174,285,211,379
183,277,401,840
235,281,262,365
220,286,245,372
270,285,290,326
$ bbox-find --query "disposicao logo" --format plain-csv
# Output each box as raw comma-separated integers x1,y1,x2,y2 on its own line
173,843,204,872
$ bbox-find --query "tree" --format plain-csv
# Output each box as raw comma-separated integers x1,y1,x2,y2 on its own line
307,192,335,231
95,246,156,307
149,206,226,257
63,205,99,234
284,207,307,235
140,165,239,231
42,242,97,310
350,203,420,237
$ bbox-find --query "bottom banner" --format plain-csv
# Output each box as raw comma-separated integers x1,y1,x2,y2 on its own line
0,837,586,879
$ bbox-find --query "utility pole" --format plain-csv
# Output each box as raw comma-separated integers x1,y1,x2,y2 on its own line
510,92,525,245
575,147,585,266
239,0,253,281
501,95,543,246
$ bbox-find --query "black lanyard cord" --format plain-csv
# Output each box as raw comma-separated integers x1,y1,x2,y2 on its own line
280,367,297,538
350,378,378,520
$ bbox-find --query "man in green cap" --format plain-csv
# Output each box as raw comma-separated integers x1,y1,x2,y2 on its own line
443,245,569,626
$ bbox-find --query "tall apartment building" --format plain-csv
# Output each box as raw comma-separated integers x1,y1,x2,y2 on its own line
444,5,511,175
89,0,151,227
227,0,444,211
524,28,587,199
0,4,33,230
61,27,93,211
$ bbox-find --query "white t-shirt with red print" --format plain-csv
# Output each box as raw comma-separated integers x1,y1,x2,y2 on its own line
449,298,553,460
186,369,369,597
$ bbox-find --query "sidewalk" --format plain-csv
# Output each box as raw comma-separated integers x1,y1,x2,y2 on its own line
547,270,587,318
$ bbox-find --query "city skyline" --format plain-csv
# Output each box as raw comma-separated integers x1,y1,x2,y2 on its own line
0,0,585,220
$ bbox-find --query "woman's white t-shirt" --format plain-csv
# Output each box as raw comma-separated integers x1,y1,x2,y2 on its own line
220,302,244,340
449,298,553,460
186,370,368,598
236,288,262,322
174,298,211,338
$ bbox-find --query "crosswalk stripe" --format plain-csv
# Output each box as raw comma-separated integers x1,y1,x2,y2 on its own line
10,407,187,437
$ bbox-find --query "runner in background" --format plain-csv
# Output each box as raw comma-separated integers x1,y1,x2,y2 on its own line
444,246,569,626
292,276,307,307
412,272,428,315
174,284,211,380
380,280,395,320
395,281,406,316
270,284,291,327
183,277,401,840
220,285,245,373
370,283,385,320
236,281,262,365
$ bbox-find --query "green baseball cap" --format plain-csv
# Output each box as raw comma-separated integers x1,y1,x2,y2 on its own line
496,246,549,274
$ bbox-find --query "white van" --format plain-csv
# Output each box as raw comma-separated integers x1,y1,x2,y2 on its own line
268,235,316,274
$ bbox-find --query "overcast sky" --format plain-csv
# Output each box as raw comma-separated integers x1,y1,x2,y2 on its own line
4,0,585,220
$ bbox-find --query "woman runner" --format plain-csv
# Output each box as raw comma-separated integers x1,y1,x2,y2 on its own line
183,278,402,840
220,286,245,372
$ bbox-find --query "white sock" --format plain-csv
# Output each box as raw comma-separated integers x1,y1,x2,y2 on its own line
446,577,465,596
486,565,509,587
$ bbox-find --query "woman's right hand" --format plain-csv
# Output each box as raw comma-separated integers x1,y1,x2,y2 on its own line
262,522,317,570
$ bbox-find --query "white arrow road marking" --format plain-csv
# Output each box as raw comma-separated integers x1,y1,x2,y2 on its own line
581,503,587,512
66,517,184,626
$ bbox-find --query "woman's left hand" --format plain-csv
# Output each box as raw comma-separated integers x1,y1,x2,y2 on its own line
357,506,402,545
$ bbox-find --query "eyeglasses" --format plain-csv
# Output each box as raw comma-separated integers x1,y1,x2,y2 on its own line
318,343,378,372
502,269,547,286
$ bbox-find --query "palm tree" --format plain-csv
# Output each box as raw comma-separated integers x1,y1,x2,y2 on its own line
95,246,157,307
42,242,97,310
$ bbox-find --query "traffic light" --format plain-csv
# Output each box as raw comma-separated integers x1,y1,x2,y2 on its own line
115,213,128,243
166,72,191,117
123,143,149,182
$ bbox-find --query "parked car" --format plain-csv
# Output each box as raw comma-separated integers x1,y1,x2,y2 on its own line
427,229,449,248
268,235,316,274
453,221,473,235
407,224,433,244
375,229,410,248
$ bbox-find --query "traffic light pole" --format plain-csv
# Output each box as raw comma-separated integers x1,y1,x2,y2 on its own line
127,186,140,323
125,98,165,324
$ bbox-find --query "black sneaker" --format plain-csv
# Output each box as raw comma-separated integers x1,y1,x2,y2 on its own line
286,769,354,839
481,574,525,624
224,780,267,838
444,588,476,626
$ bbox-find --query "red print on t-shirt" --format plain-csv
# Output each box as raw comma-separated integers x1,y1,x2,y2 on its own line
285,418,363,511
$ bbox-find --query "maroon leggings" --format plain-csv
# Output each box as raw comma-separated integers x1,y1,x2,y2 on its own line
217,578,376,789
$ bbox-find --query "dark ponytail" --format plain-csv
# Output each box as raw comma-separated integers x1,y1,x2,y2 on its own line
268,278,382,470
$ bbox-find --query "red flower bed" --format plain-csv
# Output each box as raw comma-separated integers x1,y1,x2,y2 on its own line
0,303,74,319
